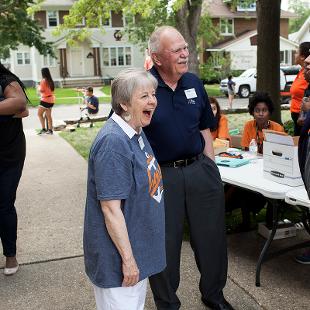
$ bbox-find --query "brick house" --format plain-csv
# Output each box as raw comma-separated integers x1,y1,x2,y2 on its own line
201,0,297,70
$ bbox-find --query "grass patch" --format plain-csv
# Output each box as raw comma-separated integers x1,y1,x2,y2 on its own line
59,122,103,160
205,84,222,97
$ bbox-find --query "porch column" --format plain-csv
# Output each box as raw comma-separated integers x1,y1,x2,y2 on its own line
59,48,68,78
93,47,101,76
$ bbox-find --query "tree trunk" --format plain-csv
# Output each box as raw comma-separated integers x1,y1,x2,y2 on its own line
175,0,202,75
256,0,281,124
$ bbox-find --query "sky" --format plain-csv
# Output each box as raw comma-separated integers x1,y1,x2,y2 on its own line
282,0,310,11
281,0,289,10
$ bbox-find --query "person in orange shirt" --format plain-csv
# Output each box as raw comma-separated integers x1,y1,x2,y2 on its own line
209,97,230,141
226,92,284,231
290,42,310,136
241,92,284,154
37,67,55,135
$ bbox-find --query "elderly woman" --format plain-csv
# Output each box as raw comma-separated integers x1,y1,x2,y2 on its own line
84,68,166,310
0,63,28,275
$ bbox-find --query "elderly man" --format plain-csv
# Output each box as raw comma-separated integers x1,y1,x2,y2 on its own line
144,26,232,310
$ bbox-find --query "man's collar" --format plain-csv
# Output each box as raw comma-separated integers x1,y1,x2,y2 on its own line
150,66,191,89
111,113,137,139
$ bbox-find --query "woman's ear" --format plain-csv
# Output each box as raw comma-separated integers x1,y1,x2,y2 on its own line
120,103,128,112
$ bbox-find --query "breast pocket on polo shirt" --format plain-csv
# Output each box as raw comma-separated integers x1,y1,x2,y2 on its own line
183,89,201,123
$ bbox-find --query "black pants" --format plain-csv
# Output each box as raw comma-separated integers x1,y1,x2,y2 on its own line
0,161,24,257
291,112,302,136
149,155,227,309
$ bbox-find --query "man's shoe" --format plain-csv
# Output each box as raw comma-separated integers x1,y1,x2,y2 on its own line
202,298,235,310
295,251,310,264
46,129,53,135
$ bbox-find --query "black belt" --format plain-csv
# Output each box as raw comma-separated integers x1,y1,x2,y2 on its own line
160,155,200,168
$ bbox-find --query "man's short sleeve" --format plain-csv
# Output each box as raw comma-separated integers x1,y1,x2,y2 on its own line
199,86,216,130
94,149,133,201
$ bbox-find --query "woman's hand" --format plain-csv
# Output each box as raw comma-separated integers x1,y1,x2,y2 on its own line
122,256,140,287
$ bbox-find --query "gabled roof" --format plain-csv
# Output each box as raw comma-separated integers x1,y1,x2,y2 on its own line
288,16,310,43
206,30,299,51
202,0,296,19
208,30,256,50
51,30,105,48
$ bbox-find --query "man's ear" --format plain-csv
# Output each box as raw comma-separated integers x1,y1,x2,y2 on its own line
151,53,162,66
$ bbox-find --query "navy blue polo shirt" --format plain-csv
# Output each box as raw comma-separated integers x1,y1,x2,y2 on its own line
144,67,215,163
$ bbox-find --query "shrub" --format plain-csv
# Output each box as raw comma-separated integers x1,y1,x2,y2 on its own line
283,119,294,136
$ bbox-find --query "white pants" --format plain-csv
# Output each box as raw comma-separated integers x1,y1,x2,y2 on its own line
93,279,147,310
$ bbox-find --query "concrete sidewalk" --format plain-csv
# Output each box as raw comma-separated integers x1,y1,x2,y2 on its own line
0,130,309,309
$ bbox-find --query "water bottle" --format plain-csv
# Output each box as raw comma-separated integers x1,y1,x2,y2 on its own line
249,139,258,155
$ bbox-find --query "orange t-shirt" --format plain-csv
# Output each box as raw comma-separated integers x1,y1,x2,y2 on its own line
241,120,284,150
39,79,55,104
290,68,309,113
211,114,230,141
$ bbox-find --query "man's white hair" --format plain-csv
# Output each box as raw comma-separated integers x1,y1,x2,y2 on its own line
148,26,180,53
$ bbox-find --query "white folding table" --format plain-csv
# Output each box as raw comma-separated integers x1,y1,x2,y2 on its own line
218,158,308,286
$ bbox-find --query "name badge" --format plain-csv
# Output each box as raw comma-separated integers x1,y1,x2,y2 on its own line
138,136,145,150
184,88,197,99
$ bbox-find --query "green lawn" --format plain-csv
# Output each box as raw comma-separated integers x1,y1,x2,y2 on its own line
26,87,112,107
205,84,222,97
59,122,103,160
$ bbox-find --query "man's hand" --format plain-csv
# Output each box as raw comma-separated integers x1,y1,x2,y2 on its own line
122,256,139,287
301,97,310,113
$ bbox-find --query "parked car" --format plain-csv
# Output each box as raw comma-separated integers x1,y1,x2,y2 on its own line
219,66,300,98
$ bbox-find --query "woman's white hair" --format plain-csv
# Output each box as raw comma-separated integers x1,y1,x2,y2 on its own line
111,68,158,115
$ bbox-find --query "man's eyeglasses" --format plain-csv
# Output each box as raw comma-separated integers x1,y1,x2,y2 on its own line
169,43,189,54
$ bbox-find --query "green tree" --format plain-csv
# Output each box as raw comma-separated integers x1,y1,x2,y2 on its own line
58,0,253,74
0,0,54,59
288,0,310,33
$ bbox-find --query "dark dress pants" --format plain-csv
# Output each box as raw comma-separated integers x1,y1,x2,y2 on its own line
149,155,227,309
0,161,24,257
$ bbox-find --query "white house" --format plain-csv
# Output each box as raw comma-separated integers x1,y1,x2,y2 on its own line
8,0,145,87
289,16,310,44
206,30,299,70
